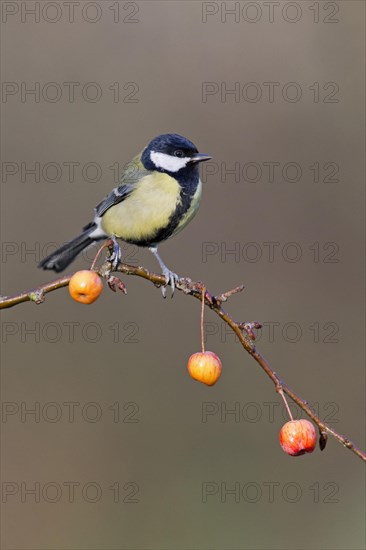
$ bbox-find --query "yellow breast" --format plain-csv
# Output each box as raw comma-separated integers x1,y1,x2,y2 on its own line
101,172,181,241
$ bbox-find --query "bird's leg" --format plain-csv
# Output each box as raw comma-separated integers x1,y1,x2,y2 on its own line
149,246,179,298
109,235,122,270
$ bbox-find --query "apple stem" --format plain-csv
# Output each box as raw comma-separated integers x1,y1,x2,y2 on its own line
90,240,111,271
201,286,205,353
278,388,294,421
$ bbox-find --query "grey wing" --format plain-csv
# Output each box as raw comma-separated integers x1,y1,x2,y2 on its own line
94,156,150,218
94,184,134,217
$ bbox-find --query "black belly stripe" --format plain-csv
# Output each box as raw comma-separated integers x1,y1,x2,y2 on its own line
125,167,200,247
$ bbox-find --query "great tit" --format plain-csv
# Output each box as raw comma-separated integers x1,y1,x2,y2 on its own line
39,133,211,295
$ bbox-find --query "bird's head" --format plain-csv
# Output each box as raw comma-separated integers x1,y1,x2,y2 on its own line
142,133,211,174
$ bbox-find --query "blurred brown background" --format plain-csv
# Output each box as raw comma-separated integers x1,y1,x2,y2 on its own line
1,1,365,549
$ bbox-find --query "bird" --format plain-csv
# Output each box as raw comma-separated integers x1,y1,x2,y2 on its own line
38,133,211,296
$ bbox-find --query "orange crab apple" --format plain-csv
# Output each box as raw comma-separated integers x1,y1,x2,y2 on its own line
187,351,222,386
69,270,103,304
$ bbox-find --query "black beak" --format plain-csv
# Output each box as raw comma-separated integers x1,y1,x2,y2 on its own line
189,153,212,164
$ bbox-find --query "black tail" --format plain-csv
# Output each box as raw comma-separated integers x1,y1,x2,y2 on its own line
39,224,101,272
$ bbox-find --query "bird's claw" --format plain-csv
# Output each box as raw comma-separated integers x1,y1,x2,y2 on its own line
161,268,179,298
109,236,122,270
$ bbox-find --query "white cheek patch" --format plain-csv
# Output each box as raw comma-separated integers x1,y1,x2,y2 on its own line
150,151,190,172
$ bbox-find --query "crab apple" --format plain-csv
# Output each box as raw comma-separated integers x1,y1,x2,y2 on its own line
279,419,317,456
187,351,222,386
69,270,103,304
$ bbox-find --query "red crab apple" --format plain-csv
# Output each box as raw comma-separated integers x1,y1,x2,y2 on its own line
279,419,317,456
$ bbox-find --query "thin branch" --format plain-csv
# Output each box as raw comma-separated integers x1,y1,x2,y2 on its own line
0,275,71,309
0,261,365,462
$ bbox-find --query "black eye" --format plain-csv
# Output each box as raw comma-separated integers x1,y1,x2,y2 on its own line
174,150,184,158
